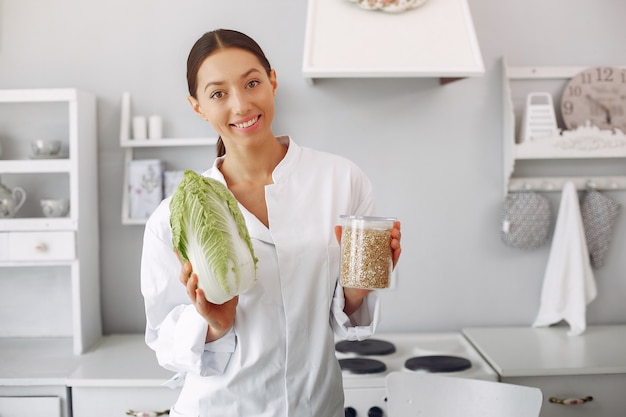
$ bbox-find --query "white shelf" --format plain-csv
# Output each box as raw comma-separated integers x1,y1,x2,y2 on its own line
0,159,71,173
501,58,626,194
0,88,101,355
302,0,484,83
0,217,75,232
0,88,82,103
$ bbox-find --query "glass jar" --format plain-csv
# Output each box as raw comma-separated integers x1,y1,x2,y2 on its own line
339,215,396,289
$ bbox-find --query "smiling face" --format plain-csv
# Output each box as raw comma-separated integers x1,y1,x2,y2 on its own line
189,47,278,149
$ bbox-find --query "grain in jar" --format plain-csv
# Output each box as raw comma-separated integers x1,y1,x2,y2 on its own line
339,215,396,289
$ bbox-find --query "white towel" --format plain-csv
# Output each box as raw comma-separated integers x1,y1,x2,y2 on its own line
532,182,597,336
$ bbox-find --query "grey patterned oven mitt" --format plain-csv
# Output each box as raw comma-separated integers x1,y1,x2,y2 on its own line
580,189,621,269
501,192,552,249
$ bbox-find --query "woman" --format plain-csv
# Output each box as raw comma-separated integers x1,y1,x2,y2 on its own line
140,29,401,417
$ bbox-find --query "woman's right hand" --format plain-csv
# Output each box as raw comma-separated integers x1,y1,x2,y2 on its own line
178,252,238,343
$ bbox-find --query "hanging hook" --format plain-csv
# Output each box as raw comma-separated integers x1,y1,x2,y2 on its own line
585,180,597,190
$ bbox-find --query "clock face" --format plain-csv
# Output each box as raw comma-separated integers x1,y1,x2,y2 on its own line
560,66,626,132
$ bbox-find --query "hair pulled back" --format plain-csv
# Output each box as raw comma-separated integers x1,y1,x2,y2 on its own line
187,29,272,157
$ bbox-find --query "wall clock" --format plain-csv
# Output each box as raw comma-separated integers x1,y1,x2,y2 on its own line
560,66,626,132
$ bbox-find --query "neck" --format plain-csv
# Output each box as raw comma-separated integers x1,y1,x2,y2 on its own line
220,135,287,185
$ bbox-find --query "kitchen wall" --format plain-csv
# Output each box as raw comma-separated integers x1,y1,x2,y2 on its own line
1,0,625,334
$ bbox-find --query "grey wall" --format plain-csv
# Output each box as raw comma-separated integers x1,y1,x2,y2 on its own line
1,0,625,334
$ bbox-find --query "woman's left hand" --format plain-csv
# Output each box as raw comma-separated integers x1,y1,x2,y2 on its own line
334,221,402,316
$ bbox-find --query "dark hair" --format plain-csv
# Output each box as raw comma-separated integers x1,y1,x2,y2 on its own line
187,29,272,157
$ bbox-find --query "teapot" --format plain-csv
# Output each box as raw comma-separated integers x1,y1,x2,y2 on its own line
0,178,27,218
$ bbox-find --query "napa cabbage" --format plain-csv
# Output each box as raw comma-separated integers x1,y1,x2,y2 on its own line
170,170,257,304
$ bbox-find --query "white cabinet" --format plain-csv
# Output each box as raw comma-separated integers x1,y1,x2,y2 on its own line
463,325,626,417
0,89,101,354
69,334,180,417
118,93,217,225
501,59,626,196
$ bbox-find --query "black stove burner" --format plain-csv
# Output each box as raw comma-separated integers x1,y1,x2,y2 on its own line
404,355,472,373
335,339,396,356
339,358,387,375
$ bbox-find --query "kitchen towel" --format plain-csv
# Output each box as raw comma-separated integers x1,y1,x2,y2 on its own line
501,191,552,249
580,189,621,269
533,182,597,336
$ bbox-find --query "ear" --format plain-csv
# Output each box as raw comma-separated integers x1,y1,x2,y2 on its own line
188,96,207,120
269,69,278,96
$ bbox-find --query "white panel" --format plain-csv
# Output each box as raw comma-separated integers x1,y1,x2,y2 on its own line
0,396,61,417
0,268,73,337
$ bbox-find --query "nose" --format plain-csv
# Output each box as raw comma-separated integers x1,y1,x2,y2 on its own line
229,89,250,114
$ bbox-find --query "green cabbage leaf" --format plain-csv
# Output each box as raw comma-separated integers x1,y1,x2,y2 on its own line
170,170,257,304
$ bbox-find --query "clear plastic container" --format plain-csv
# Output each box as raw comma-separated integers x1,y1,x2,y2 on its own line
339,215,397,289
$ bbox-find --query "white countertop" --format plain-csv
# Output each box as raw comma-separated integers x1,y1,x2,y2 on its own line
463,325,626,377
0,334,175,388
67,334,176,387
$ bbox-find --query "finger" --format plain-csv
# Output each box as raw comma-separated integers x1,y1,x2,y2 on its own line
392,247,402,269
195,288,211,314
186,273,199,301
179,261,192,285
334,225,342,244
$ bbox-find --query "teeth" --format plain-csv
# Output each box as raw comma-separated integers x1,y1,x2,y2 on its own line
234,117,258,129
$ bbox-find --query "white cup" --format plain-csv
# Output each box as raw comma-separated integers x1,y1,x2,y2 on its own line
132,116,147,140
41,198,70,217
148,115,162,139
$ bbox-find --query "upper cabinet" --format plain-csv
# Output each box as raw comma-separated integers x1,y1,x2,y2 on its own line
302,0,484,84
0,89,101,354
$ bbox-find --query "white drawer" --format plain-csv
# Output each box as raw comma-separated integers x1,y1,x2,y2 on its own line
71,386,179,417
8,231,75,261
0,396,61,417
505,373,626,417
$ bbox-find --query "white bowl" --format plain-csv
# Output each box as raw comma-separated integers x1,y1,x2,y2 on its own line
41,198,69,217
31,140,62,157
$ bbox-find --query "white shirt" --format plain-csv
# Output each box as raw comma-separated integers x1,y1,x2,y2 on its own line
141,136,381,417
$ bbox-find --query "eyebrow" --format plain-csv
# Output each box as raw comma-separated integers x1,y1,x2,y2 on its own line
203,68,262,92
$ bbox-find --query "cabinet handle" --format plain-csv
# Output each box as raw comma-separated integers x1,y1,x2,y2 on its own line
125,410,170,417
549,396,593,405
34,242,48,252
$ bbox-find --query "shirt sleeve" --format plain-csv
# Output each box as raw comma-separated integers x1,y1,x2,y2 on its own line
329,158,383,340
330,282,381,340
140,203,236,376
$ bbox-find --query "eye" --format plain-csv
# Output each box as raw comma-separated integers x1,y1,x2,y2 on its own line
209,90,226,100
246,79,260,89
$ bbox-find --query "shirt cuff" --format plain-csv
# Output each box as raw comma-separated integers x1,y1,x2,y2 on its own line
201,326,237,376
331,284,381,341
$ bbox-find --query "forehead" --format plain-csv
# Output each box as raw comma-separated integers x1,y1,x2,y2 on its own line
198,47,264,80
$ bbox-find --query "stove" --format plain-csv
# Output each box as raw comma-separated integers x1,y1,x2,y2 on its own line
335,332,498,417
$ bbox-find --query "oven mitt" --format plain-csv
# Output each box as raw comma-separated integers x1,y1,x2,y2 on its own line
580,189,620,269
501,192,552,249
